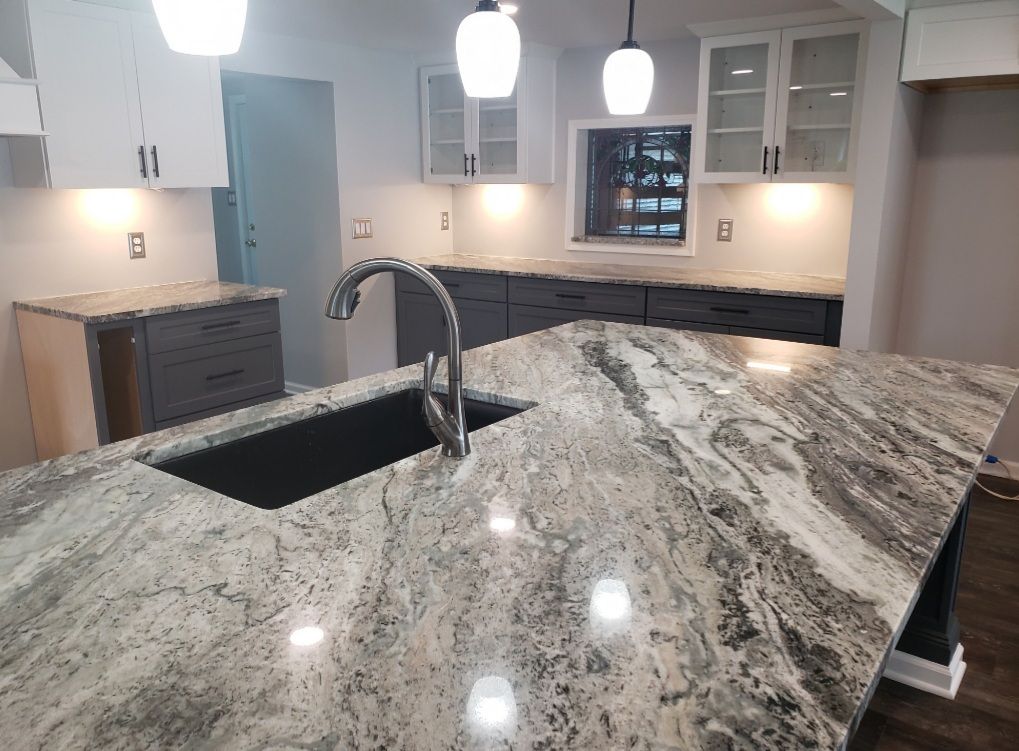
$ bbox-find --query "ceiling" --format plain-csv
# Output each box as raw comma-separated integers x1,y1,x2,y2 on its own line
242,0,841,52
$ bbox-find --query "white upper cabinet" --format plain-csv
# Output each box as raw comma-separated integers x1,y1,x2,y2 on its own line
2,0,227,189
694,21,867,185
420,56,555,184
901,1,1019,88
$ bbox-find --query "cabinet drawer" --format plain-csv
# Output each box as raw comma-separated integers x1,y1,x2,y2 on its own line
154,391,286,431
397,270,507,303
646,318,730,334
509,277,647,317
396,294,507,367
149,333,284,421
729,327,824,345
508,304,644,338
146,300,280,354
646,288,827,335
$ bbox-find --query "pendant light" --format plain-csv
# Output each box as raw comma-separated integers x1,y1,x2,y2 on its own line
456,1,521,98
603,0,654,115
152,0,249,56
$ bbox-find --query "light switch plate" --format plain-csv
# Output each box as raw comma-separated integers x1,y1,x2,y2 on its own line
717,219,734,242
441,211,450,231
128,232,146,259
352,218,373,239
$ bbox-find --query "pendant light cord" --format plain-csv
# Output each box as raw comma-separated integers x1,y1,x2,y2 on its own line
627,0,637,44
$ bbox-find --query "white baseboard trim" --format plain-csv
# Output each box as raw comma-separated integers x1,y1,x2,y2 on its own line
285,381,316,395
884,644,967,700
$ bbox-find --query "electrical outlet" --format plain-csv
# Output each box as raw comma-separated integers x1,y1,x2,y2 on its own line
352,218,373,239
717,219,734,243
128,232,146,259
440,211,450,231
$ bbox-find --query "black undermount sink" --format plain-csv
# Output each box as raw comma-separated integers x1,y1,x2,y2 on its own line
150,389,526,509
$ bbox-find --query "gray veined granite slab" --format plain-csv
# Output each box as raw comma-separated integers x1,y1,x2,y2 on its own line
13,280,287,323
1,322,1016,750
412,253,847,300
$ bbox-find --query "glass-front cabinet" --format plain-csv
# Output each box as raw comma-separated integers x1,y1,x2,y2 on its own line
694,21,867,184
420,58,554,185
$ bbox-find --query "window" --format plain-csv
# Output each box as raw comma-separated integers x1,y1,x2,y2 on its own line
584,124,691,242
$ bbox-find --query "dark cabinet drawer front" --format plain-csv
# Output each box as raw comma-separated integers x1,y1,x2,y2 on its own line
150,333,284,421
729,326,825,345
397,294,507,367
647,318,729,334
647,288,826,335
154,392,286,431
146,300,281,354
508,304,643,338
509,277,646,317
397,270,507,303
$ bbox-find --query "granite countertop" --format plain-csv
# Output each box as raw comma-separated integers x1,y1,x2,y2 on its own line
13,280,287,324
2,322,1015,749
413,253,847,300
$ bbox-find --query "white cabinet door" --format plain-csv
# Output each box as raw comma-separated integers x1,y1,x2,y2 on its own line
421,65,472,184
694,30,782,184
773,21,867,183
474,59,525,184
28,0,146,188
131,19,228,189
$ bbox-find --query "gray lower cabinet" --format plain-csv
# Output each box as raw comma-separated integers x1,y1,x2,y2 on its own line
394,270,843,367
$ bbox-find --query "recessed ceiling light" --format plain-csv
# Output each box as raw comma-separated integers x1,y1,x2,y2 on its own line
731,69,754,75
746,361,792,373
500,2,519,14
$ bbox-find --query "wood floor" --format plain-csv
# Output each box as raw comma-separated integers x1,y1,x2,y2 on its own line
849,475,1019,750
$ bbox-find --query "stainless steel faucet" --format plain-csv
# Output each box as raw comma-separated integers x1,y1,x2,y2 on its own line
324,258,470,458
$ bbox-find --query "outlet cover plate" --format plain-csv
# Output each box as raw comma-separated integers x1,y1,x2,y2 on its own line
128,232,146,259
441,211,450,231
717,219,734,242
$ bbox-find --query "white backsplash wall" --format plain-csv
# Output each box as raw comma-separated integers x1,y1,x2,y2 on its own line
450,39,853,277
0,185,218,472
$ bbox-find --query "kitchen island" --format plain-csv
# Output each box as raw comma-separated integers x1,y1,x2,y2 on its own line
1,322,1016,749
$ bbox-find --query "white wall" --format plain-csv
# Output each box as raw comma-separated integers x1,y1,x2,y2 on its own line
213,72,345,391
0,180,217,471
451,40,855,278
895,88,1019,461
224,31,454,382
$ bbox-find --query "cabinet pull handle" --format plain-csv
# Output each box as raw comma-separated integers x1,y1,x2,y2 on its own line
151,145,161,179
139,146,148,179
709,306,750,315
201,320,242,331
444,282,460,288
773,146,781,174
464,153,469,177
555,293,586,301
762,146,769,175
206,368,245,382
471,153,477,177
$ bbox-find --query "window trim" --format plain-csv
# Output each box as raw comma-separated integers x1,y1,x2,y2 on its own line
565,114,697,257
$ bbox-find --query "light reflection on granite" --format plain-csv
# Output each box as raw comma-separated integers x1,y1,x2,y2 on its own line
414,252,846,300
1,322,1016,750
13,280,286,323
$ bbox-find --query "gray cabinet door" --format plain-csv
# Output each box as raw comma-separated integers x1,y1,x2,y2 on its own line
397,293,507,367
396,270,508,302
149,333,285,422
508,304,644,338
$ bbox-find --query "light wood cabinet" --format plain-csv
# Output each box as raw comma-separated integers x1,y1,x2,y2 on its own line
694,21,867,185
420,56,555,184
0,0,227,189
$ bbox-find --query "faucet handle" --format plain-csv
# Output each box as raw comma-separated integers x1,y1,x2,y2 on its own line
423,350,439,395
422,351,447,428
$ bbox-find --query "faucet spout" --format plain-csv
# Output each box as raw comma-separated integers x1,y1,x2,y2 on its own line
325,258,470,458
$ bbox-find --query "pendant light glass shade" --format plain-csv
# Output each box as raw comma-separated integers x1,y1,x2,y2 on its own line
456,2,521,98
604,0,654,115
152,0,249,56
603,46,654,115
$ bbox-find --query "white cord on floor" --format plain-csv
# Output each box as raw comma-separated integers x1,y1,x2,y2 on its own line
976,460,1019,501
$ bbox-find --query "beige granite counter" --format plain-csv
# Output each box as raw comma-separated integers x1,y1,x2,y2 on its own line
412,254,845,300
14,281,287,324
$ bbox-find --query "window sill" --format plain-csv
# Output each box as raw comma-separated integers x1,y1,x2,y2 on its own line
568,235,693,257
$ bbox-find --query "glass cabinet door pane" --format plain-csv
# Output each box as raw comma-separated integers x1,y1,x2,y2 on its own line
477,87,518,178
705,43,771,174
780,33,860,174
427,72,467,178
